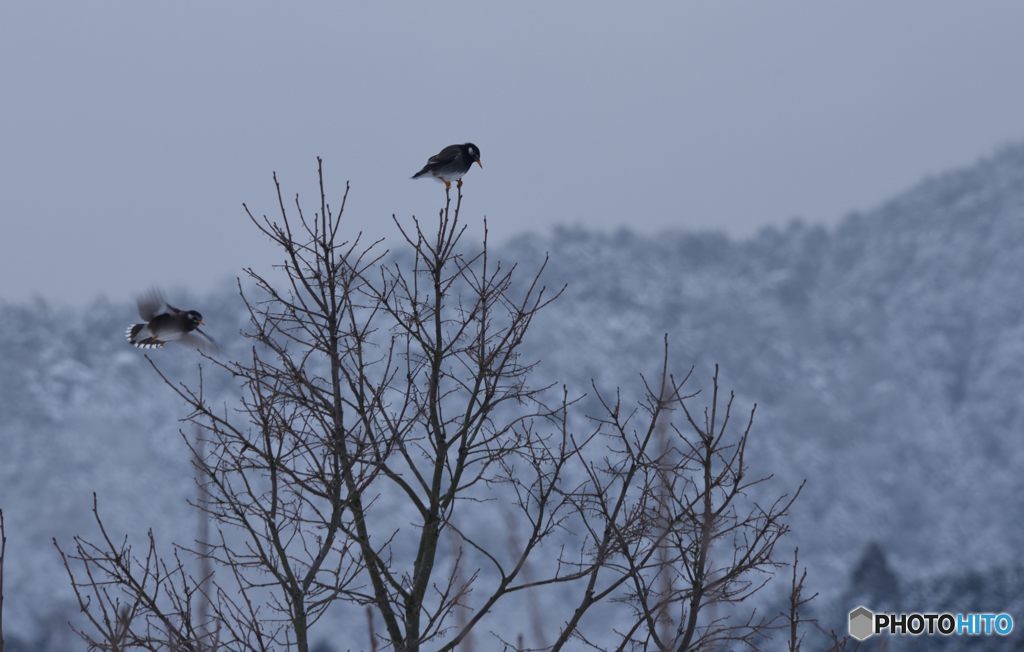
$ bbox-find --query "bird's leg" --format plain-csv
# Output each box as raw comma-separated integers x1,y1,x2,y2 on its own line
444,180,452,190
456,178,463,189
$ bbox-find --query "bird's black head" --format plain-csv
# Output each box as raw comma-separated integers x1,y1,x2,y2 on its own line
464,143,483,167
185,310,204,330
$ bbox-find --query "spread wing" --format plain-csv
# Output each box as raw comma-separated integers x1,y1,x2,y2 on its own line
179,328,219,354
136,288,174,321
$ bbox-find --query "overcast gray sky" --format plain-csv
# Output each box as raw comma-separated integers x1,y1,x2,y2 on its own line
3,1,1024,303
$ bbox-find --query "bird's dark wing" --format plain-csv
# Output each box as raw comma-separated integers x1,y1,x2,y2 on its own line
427,145,462,166
412,145,463,179
180,328,218,354
136,288,172,320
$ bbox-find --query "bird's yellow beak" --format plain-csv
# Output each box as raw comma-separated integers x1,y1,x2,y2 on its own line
476,159,483,168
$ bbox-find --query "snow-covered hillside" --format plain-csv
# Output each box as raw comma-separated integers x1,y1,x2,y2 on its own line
4,144,1024,649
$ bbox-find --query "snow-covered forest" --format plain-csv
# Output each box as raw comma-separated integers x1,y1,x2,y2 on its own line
4,145,1024,650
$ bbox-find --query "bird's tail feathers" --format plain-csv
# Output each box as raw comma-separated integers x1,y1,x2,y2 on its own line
126,324,165,349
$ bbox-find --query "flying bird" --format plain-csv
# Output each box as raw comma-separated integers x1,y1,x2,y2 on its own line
125,289,217,352
412,143,483,189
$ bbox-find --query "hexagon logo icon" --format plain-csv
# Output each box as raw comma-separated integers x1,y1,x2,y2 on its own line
849,606,875,641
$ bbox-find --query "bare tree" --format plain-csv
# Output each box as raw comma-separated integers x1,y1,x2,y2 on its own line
57,159,805,651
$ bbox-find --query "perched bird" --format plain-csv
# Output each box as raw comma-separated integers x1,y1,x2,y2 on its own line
125,289,217,352
412,143,483,189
